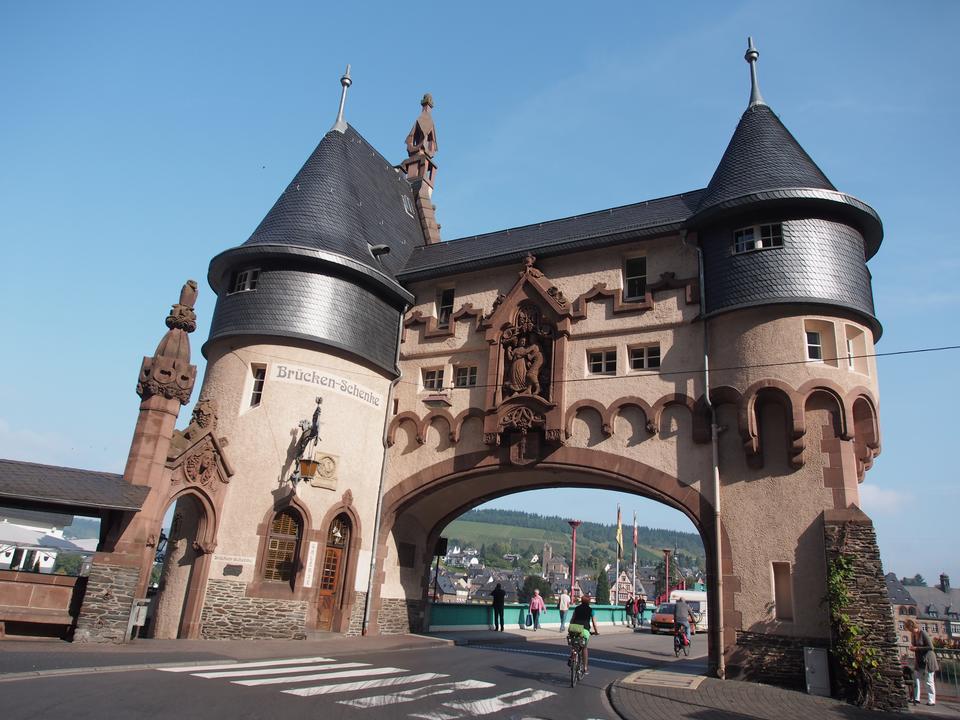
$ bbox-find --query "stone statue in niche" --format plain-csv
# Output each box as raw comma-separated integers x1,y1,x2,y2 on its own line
501,302,552,400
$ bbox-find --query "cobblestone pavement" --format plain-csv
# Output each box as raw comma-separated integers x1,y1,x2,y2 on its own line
610,674,960,719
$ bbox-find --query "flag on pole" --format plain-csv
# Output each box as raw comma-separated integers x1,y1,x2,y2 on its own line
615,505,623,560
633,511,638,553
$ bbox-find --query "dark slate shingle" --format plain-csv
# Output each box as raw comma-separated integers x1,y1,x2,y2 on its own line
0,459,149,512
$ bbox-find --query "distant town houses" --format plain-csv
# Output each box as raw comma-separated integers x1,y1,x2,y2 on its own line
886,572,960,656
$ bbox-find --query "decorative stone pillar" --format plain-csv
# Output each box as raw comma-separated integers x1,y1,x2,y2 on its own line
75,281,198,642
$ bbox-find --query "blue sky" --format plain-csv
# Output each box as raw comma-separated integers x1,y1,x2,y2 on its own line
1,2,957,584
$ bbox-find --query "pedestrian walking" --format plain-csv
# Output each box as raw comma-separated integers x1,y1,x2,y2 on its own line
624,594,636,628
491,583,506,632
558,589,571,632
907,618,939,705
638,595,647,627
529,588,546,630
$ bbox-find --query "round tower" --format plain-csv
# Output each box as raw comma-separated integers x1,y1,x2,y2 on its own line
690,40,885,676
194,70,424,637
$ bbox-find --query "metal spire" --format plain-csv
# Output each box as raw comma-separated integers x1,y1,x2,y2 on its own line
331,64,352,133
744,37,766,108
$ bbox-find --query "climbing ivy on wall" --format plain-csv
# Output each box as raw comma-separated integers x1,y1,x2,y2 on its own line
826,553,882,706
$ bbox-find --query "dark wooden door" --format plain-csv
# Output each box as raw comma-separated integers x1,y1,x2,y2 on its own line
317,515,350,631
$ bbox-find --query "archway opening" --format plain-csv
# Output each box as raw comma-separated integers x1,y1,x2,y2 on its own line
149,494,208,639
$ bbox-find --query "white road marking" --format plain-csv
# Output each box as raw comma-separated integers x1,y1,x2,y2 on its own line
233,666,408,686
410,688,555,718
339,679,493,708
159,656,336,673
194,661,368,679
287,672,450,698
466,644,647,669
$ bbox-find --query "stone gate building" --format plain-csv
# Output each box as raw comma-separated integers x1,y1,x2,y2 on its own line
48,40,900,703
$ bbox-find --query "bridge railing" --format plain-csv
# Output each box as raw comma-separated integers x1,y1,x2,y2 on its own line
936,648,960,700
426,601,628,632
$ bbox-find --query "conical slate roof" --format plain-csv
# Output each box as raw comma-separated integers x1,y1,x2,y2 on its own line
697,103,835,214
241,124,425,280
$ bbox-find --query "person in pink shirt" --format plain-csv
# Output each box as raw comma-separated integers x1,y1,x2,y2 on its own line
529,588,546,630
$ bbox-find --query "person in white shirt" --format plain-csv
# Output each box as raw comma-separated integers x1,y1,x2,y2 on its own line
558,590,572,631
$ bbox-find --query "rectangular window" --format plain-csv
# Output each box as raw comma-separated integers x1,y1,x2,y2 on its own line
772,561,794,621
436,288,455,328
951,622,960,635
422,368,445,391
624,256,647,300
454,366,478,388
588,349,617,375
250,365,266,407
806,331,823,361
630,344,661,370
734,223,783,254
230,268,261,293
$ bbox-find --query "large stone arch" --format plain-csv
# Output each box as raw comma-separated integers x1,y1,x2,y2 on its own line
369,446,736,672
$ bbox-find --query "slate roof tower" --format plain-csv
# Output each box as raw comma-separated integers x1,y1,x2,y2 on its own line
690,37,882,333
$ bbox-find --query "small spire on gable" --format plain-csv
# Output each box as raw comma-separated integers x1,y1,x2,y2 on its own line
744,37,766,108
331,64,353,133
401,93,442,245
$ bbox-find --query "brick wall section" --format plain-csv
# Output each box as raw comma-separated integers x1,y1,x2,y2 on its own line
733,631,828,689
378,598,423,634
73,564,140,643
823,510,906,711
346,591,366,636
199,579,307,639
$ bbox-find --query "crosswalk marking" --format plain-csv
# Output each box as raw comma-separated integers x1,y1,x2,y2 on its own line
286,672,450,698
437,688,556,717
194,661,368,679
339,679,494,708
233,666,408,687
159,656,335,673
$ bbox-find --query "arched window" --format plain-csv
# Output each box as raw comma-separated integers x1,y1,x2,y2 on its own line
264,510,301,583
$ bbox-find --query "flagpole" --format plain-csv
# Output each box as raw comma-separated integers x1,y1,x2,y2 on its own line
615,504,622,607
632,510,637,598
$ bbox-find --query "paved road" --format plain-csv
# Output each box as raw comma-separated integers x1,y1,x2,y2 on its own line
1,627,703,719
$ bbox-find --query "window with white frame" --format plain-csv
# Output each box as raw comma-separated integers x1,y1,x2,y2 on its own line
587,349,617,375
734,223,783,254
436,288,455,328
806,331,823,361
230,268,261,294
454,366,478,388
623,256,647,300
951,622,960,635
630,344,661,370
250,364,267,407
422,368,445,391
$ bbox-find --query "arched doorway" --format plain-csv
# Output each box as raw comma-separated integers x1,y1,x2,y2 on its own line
317,513,352,631
370,446,730,671
149,492,214,639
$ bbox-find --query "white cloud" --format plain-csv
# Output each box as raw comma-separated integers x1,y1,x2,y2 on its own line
859,484,910,515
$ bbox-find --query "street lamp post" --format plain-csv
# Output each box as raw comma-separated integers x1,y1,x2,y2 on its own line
568,520,582,598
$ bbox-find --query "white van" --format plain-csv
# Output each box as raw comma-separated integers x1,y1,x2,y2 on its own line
669,590,709,632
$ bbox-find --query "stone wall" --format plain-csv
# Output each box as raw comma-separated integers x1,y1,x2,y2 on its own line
823,509,906,711
199,579,306,639
378,598,422,634
730,631,828,689
346,591,366,636
73,563,140,643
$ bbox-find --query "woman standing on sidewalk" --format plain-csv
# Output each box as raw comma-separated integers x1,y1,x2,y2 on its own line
906,619,938,705
529,589,546,630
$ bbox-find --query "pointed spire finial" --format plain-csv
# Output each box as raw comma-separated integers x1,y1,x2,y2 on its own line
744,37,766,108
332,64,352,133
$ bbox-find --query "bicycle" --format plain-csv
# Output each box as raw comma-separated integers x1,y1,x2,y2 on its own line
673,623,690,657
567,632,587,686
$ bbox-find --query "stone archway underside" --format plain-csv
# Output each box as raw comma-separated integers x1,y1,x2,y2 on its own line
370,446,736,671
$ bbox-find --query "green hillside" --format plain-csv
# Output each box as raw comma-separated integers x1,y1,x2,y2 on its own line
442,508,703,573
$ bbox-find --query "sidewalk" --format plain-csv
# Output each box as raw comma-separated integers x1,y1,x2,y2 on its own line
0,633,451,678
429,622,640,646
609,669,960,719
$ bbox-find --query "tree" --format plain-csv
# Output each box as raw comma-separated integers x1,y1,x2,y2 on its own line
479,543,486,560
518,575,553,603
901,574,927,587
596,571,610,604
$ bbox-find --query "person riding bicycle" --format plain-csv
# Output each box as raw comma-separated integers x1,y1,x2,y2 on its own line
673,597,696,645
567,594,600,674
